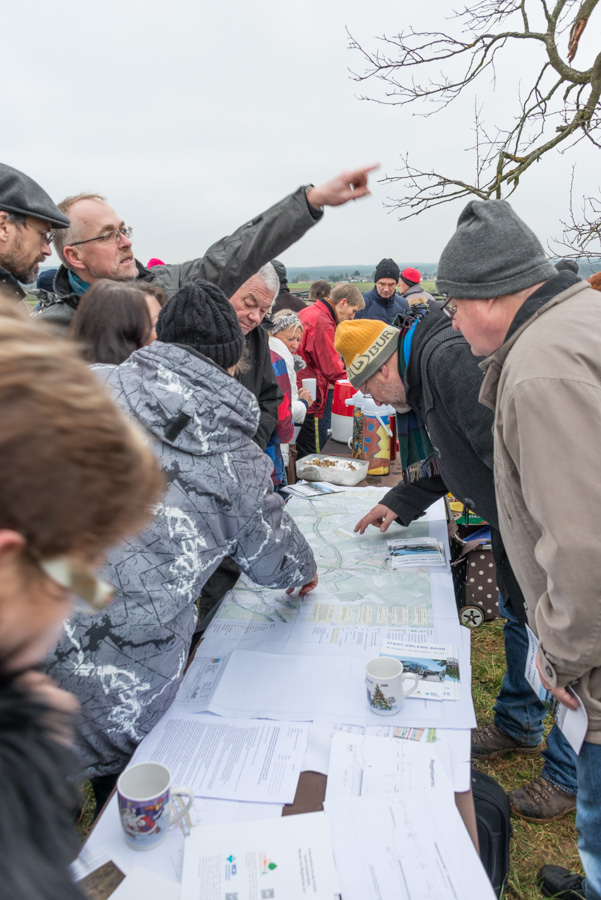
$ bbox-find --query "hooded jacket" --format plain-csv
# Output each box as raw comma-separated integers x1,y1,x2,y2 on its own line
480,275,601,740
33,186,322,332
380,303,526,619
43,342,316,778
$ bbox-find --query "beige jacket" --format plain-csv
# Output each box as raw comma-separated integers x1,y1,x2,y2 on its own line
480,279,601,742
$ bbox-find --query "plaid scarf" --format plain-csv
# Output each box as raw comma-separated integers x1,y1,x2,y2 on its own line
396,312,439,485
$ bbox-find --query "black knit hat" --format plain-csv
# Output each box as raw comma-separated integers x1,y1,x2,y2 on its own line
156,280,244,370
374,258,400,283
271,258,287,285
0,162,70,228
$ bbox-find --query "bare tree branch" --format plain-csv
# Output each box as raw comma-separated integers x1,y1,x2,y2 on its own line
349,0,601,235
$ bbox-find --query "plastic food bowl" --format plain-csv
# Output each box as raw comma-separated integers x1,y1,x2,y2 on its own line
295,453,369,486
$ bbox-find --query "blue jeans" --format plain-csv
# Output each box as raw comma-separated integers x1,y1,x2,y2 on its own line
494,593,578,794
577,741,601,900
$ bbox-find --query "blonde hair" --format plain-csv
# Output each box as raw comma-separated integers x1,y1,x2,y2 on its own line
0,305,163,558
272,309,303,339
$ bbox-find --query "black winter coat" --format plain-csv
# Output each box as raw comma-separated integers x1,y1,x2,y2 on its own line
381,303,526,620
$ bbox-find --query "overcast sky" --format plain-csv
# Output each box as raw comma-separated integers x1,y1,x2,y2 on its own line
4,0,599,270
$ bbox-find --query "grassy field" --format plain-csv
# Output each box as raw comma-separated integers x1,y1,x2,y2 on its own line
471,619,580,899
77,618,581,898
290,281,438,295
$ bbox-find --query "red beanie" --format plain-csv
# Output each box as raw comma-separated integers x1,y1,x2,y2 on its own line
401,267,420,285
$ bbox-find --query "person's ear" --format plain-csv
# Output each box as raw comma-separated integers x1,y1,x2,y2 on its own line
0,530,26,563
63,245,87,272
0,211,12,245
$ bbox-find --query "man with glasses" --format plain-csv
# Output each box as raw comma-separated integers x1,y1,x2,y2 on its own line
437,199,601,900
34,164,377,332
0,163,69,300
334,305,578,827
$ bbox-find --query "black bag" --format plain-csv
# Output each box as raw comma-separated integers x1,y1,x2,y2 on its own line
472,769,512,897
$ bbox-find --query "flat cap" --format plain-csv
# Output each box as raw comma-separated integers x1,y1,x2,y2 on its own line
0,163,69,228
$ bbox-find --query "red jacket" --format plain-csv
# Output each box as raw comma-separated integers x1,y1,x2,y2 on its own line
298,299,346,418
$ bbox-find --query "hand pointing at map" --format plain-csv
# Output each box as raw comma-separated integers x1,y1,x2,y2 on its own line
355,503,398,535
286,574,319,597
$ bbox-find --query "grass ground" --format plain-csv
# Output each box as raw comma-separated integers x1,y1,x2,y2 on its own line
471,618,580,899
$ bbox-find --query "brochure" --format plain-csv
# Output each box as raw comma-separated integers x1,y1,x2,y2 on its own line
380,639,461,700
387,536,446,568
525,626,587,755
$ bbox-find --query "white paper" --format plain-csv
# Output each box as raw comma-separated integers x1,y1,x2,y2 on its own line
199,647,476,729
525,626,588,754
129,710,309,803
302,721,472,792
326,793,496,900
82,794,284,884
109,866,180,900
325,732,454,803
180,811,340,900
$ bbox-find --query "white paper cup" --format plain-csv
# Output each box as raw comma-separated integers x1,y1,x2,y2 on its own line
302,378,317,402
365,657,419,716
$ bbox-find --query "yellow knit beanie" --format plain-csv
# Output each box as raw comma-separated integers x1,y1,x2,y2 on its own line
334,320,400,388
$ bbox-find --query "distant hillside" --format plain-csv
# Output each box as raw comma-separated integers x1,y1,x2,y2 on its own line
286,264,438,283
286,259,601,284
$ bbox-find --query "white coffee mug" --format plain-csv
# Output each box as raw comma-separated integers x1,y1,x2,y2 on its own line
117,762,194,851
302,377,317,402
365,656,419,716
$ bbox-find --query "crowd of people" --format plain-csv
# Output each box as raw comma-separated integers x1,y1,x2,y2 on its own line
1,157,601,900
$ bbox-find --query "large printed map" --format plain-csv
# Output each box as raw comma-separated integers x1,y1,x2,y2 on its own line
210,490,434,636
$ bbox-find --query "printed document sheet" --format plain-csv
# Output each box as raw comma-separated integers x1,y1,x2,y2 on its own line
180,811,339,900
129,710,309,804
324,732,454,802
326,792,496,900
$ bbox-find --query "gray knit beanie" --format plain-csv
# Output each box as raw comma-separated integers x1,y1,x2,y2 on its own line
436,200,556,299
156,279,244,370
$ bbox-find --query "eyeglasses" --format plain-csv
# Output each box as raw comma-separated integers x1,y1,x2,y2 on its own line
25,222,55,245
40,556,114,614
71,226,133,247
440,297,458,321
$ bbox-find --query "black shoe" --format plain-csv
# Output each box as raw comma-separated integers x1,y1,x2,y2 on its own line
537,865,585,899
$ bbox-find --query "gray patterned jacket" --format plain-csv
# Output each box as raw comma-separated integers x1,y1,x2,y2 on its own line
44,342,316,778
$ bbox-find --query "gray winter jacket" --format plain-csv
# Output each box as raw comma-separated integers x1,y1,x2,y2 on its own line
43,342,316,778
34,186,322,332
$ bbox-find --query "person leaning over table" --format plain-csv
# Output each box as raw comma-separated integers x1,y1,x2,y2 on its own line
296,282,365,457
436,198,601,900
33,164,377,331
334,308,579,827
0,302,162,900
43,280,318,812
